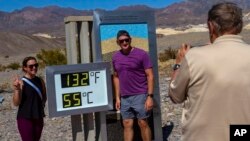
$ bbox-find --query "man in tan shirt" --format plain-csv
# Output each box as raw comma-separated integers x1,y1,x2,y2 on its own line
169,2,250,141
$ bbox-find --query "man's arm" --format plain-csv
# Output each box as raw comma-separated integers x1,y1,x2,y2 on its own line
169,44,191,104
145,68,154,111
113,71,121,110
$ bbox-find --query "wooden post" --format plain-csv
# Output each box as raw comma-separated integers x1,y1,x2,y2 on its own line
65,19,84,141
65,16,107,141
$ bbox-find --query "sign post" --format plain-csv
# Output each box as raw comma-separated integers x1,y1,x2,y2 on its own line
48,11,163,140
46,16,110,141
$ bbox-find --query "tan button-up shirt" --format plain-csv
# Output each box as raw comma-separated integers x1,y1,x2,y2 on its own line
169,35,250,141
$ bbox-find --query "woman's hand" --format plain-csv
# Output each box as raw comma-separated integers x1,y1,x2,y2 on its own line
12,75,22,106
13,75,21,90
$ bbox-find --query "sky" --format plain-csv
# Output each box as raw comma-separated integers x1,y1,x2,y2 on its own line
0,0,182,12
100,24,148,40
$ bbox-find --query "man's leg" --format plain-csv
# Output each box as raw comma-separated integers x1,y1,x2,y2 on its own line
120,96,135,141
138,119,151,141
132,94,151,141
123,119,134,141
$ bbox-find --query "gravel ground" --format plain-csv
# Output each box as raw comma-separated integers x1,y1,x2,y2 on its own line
0,70,182,141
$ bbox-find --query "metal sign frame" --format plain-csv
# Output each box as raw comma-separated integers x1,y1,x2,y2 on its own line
93,10,163,141
93,10,158,62
46,62,113,117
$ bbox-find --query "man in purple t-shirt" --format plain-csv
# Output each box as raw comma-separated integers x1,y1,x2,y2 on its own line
112,30,154,141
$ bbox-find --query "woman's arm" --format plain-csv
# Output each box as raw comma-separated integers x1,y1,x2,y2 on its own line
12,76,22,106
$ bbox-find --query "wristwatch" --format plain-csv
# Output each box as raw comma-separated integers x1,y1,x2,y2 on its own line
172,64,181,71
147,94,153,98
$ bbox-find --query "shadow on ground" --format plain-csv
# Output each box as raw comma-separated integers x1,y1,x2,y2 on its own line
162,121,174,141
107,114,174,141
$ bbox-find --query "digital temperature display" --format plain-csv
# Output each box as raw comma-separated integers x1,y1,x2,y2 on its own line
61,72,89,88
45,62,113,117
62,92,82,108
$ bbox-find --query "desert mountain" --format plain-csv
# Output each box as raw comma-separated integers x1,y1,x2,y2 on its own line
0,32,65,62
1,0,250,62
1,1,250,36
0,6,91,36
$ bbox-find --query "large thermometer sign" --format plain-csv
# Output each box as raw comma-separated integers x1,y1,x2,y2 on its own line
45,62,113,117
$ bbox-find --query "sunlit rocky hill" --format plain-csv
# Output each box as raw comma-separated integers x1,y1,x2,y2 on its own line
1,0,250,65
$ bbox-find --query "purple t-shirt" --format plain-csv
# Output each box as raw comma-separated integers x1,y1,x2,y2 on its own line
112,47,152,96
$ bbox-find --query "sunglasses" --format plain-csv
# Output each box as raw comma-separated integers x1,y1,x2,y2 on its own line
27,63,39,69
118,38,130,44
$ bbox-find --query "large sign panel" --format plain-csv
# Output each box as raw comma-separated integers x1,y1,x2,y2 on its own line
46,62,113,117
93,10,163,141
93,10,157,63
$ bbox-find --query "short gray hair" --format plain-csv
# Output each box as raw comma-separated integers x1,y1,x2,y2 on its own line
208,2,243,35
